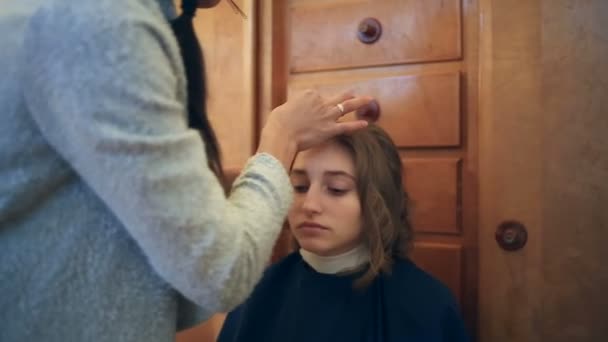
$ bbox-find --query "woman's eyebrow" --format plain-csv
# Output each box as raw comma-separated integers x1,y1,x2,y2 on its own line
324,170,356,180
290,169,355,180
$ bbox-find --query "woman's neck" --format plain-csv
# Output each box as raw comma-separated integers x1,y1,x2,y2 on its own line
299,244,369,274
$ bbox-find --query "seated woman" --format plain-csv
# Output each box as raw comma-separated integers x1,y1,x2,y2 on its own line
217,125,468,342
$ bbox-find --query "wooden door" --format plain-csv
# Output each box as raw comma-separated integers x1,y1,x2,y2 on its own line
477,0,608,341
259,0,480,338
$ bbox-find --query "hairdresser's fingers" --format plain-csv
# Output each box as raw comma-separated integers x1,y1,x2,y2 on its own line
327,120,369,136
324,91,356,106
327,96,374,119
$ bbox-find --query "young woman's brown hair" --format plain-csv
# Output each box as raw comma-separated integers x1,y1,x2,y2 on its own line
336,125,413,287
290,124,414,288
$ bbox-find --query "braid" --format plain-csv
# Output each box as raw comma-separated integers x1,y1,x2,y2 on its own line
170,0,225,183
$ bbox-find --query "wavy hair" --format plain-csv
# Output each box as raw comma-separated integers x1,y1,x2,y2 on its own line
334,125,414,288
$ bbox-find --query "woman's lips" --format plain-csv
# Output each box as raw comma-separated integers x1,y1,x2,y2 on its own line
297,221,330,232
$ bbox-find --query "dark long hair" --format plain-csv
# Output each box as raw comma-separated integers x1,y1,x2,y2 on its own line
170,0,224,183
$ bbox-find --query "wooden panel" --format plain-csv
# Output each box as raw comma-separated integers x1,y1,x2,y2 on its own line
193,0,256,170
540,1,608,341
459,0,480,337
289,0,462,72
289,72,461,147
477,1,543,341
479,0,608,341
410,242,463,304
403,158,461,234
258,0,289,130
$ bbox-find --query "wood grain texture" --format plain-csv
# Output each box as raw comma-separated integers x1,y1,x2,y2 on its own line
410,242,463,304
192,0,256,170
403,158,462,234
257,0,289,130
478,0,608,341
289,0,462,72
540,1,608,340
289,72,462,147
478,0,544,340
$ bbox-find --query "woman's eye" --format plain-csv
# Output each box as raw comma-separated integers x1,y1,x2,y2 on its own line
328,187,348,195
293,185,309,193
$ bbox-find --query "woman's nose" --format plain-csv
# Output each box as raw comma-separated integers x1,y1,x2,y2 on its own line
301,186,322,214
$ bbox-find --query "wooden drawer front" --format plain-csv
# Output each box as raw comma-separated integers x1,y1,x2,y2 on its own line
289,0,462,72
410,242,462,304
289,72,461,147
403,158,461,234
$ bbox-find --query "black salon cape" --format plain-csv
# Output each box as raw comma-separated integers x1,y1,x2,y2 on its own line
217,252,469,342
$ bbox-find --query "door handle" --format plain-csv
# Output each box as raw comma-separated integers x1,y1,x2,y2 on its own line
495,220,528,251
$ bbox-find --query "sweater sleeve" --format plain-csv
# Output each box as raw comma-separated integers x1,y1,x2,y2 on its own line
21,2,292,315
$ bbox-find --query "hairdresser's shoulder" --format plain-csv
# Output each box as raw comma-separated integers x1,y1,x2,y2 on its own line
27,0,168,41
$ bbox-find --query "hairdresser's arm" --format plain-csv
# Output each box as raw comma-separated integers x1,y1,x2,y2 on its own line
22,4,297,316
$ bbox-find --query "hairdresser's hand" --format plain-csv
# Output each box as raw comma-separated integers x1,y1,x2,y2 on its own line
257,89,373,170
268,90,373,151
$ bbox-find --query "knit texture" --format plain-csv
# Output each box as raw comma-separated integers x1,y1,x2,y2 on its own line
0,1,293,341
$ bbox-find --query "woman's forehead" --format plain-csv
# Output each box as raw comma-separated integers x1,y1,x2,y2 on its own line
292,142,354,174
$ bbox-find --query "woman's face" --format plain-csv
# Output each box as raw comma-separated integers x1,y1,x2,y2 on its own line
196,0,221,8
288,141,363,257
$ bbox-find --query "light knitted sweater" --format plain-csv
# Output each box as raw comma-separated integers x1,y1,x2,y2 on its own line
0,0,293,341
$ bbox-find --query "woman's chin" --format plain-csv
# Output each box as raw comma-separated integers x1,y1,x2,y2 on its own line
296,239,332,256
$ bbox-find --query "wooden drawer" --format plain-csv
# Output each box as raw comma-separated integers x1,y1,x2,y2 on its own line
404,158,462,234
289,0,462,72
410,242,463,304
289,72,461,147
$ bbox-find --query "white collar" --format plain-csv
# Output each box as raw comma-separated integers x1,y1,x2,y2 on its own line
299,244,369,274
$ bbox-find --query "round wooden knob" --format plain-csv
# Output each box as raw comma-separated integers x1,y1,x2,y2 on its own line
495,220,528,251
355,100,381,122
357,18,382,44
